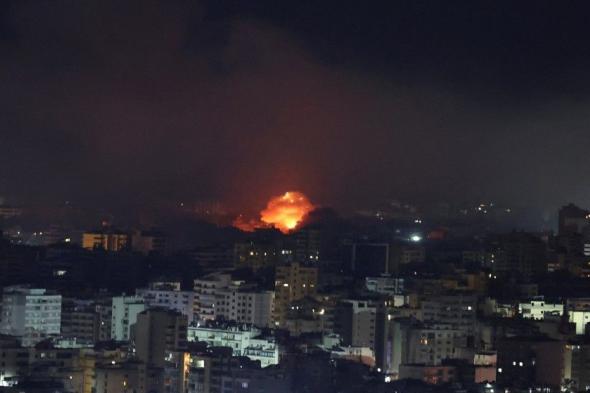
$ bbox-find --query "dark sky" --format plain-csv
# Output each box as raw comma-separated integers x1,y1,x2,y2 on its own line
2,0,590,214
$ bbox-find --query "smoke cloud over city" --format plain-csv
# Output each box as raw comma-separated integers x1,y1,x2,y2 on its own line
2,1,590,214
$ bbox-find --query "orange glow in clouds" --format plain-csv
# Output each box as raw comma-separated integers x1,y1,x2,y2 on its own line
233,191,315,233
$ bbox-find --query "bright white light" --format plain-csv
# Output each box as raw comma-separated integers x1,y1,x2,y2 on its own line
410,234,422,242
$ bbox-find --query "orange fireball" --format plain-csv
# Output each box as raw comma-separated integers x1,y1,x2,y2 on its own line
260,191,314,233
233,191,315,233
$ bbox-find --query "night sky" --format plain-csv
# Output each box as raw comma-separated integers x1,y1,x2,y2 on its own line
2,0,590,214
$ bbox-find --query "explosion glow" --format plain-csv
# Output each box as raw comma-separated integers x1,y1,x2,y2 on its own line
233,191,315,233
261,191,314,233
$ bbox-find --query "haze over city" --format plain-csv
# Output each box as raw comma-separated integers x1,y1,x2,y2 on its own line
2,1,590,218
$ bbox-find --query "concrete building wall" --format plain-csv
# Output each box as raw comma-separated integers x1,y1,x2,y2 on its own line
111,296,146,341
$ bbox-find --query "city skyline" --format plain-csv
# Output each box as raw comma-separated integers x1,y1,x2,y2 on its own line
2,2,590,392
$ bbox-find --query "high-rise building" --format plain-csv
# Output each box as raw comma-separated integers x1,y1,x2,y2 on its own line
60,298,100,344
233,242,279,271
136,286,198,323
0,286,62,347
559,203,590,235
134,308,188,368
348,243,393,277
334,300,378,350
494,232,547,280
193,272,275,327
193,273,235,322
421,292,477,350
111,295,146,341
294,227,321,262
96,295,113,342
188,245,234,272
274,262,318,326
216,289,275,328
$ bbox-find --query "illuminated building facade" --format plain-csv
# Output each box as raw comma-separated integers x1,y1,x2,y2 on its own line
274,262,318,326
110,295,146,341
0,286,62,347
136,287,198,323
82,231,130,252
518,299,564,320
187,323,279,367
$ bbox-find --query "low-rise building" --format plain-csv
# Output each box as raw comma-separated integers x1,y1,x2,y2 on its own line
518,299,564,320
82,230,129,252
399,364,457,385
187,323,279,367
569,310,590,335
365,276,404,295
567,298,590,335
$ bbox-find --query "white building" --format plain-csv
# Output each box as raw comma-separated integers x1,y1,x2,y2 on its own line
136,288,197,323
365,276,404,295
0,286,61,347
518,299,563,320
569,310,590,335
216,289,274,328
566,298,590,335
193,273,234,322
111,295,146,341
341,299,378,349
187,323,279,367
193,272,274,327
